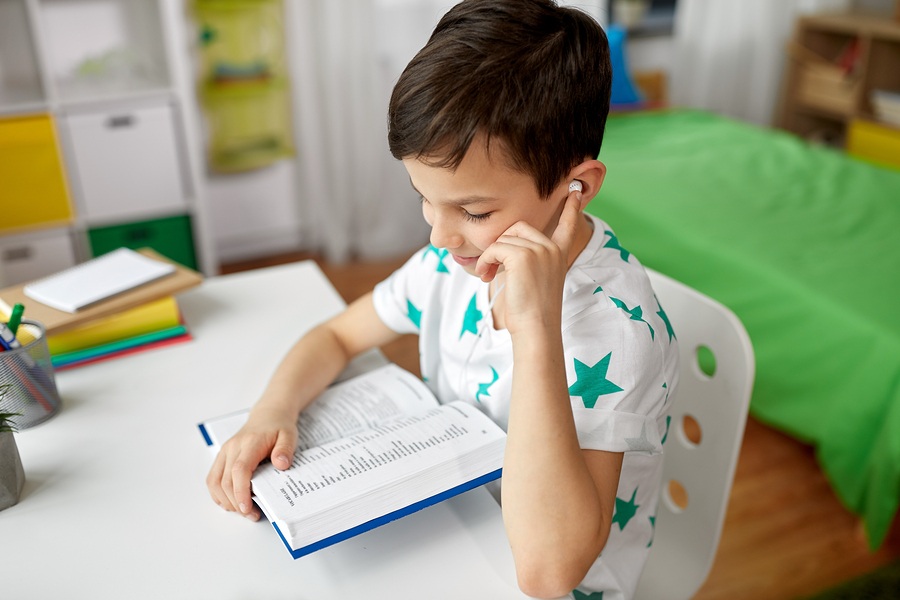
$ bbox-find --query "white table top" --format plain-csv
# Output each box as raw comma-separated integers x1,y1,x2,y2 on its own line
1,261,532,600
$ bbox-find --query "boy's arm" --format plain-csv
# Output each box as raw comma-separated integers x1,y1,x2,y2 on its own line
477,193,621,598
206,292,401,520
503,330,622,598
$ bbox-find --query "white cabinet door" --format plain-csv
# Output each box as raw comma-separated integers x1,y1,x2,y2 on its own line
0,229,76,286
63,102,186,224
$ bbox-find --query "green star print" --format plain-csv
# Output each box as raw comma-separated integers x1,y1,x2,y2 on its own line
612,488,640,531
568,353,624,408
460,293,483,338
657,299,676,342
610,296,655,340
406,299,422,329
603,230,631,262
648,514,657,548
423,245,450,273
476,367,499,403
573,591,604,600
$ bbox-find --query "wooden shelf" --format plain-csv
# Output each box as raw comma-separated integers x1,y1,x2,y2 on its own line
778,12,900,150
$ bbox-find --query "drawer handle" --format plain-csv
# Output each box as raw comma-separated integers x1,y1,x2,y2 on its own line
3,246,33,262
107,115,135,128
125,228,152,242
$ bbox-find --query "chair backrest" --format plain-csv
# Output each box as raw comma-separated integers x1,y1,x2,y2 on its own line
634,269,755,600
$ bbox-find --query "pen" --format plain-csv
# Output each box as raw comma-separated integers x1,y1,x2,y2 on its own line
7,303,24,335
0,321,21,351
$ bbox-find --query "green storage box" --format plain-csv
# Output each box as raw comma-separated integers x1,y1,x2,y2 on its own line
88,214,198,270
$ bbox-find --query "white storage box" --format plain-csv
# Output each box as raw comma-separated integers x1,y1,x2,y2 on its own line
0,228,77,287
63,102,187,224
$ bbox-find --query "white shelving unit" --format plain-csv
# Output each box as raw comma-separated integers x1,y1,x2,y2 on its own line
0,0,216,286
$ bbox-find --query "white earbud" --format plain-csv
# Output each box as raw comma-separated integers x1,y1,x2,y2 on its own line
568,180,583,193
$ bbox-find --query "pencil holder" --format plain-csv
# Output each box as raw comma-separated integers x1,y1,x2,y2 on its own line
0,320,62,429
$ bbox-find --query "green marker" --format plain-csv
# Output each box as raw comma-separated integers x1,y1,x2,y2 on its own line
7,303,24,335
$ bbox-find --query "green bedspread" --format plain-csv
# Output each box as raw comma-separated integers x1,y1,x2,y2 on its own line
588,109,900,548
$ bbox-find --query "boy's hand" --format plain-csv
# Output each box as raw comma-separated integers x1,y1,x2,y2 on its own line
206,405,298,521
475,187,583,336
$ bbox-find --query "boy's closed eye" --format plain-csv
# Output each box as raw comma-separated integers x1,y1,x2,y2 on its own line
419,195,493,222
463,210,492,222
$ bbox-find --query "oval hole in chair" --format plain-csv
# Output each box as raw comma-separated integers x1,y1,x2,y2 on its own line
681,414,702,446
696,344,717,378
664,479,689,513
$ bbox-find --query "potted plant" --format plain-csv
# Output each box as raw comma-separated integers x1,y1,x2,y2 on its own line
0,403,25,511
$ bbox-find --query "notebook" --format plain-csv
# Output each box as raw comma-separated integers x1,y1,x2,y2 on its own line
23,248,177,313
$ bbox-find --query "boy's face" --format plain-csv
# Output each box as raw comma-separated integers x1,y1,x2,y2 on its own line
403,138,570,278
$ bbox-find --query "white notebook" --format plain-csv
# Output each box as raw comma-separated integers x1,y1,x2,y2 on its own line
24,248,177,313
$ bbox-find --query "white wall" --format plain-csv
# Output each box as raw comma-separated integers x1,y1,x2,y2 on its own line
628,35,676,83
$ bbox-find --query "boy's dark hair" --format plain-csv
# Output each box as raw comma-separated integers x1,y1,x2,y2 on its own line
388,0,611,198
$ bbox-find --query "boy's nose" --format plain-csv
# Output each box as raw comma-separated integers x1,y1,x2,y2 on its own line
429,218,462,250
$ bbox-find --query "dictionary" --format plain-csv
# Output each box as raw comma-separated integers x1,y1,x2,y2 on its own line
199,364,505,558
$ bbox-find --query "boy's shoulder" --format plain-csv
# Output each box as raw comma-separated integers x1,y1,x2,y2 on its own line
563,215,663,335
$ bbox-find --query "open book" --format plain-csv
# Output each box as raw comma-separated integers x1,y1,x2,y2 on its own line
199,364,506,558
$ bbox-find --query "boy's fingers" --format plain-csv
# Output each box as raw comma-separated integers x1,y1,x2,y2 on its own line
550,192,582,254
206,455,230,508
232,443,270,519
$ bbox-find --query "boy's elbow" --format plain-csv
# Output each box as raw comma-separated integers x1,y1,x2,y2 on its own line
514,557,592,599
512,528,609,599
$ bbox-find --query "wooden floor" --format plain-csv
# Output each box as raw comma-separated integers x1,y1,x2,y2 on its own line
222,252,900,600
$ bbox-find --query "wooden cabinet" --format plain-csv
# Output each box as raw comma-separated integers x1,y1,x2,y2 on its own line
0,0,216,284
778,13,900,153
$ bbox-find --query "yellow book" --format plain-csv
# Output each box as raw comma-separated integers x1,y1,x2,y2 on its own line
43,296,181,355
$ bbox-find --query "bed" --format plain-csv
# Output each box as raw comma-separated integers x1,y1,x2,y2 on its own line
587,109,900,549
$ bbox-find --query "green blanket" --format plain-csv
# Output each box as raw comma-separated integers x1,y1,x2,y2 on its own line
588,109,900,548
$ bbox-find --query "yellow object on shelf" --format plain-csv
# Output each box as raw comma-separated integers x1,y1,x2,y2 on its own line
195,0,286,84
201,79,294,172
848,118,900,171
0,114,74,233
194,0,293,172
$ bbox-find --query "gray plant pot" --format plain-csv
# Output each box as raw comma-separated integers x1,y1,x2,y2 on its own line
0,430,25,511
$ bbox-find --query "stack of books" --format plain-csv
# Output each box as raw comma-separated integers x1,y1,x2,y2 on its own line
0,248,202,371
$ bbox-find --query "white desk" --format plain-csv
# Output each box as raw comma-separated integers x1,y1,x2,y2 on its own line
1,262,532,599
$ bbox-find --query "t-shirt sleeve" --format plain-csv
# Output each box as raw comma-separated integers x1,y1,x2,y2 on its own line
563,303,673,455
372,245,432,335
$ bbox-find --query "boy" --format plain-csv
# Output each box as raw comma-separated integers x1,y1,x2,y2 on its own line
206,1,678,598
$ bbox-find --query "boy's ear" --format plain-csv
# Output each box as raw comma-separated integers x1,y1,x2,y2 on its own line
569,159,607,208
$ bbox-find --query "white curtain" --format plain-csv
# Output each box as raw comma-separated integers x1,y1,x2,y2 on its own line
670,0,853,126
285,0,606,262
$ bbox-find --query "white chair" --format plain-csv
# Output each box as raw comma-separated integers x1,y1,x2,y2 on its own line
634,269,755,600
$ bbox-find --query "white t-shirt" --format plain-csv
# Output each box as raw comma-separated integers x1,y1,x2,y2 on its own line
372,213,679,599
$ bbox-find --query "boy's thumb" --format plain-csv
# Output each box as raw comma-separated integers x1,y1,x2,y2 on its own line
272,430,297,470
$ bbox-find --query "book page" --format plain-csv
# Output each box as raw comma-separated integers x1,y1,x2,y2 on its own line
295,364,438,449
251,401,505,529
199,364,438,452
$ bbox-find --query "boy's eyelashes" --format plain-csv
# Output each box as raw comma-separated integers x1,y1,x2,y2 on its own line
419,195,493,222
463,210,492,222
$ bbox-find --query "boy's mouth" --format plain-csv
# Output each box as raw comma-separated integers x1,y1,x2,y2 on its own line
451,254,479,267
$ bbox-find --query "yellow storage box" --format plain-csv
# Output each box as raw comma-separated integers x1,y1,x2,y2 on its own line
0,114,74,233
848,118,900,171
